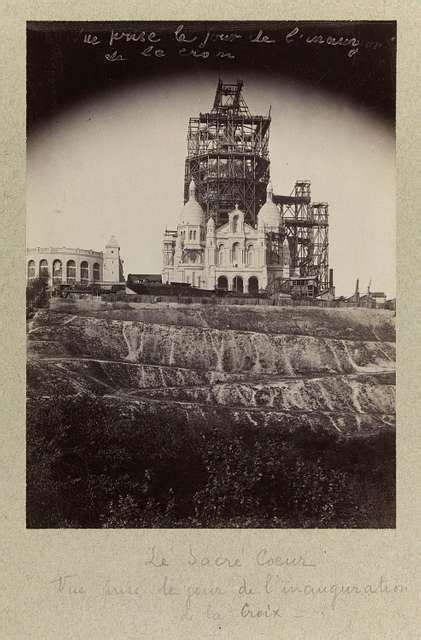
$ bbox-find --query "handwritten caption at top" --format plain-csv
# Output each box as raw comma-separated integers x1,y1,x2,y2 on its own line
82,24,383,62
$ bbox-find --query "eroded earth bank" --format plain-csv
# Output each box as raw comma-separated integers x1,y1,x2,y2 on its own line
27,300,396,528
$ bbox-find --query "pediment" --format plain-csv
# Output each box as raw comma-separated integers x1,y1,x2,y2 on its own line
243,222,257,235
215,222,230,235
215,221,257,237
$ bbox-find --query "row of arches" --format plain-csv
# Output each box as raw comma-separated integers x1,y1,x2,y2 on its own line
217,243,255,267
217,275,259,295
27,259,101,285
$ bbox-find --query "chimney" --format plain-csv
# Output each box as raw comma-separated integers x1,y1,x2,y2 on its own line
355,278,360,301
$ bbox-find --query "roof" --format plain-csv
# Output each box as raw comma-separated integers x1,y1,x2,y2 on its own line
360,294,376,301
128,274,162,282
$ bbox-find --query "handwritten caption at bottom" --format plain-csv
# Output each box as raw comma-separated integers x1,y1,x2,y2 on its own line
49,546,408,623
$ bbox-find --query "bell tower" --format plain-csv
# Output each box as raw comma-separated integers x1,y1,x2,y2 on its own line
103,235,124,283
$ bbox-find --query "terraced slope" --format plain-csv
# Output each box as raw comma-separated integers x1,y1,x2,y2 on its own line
27,301,395,436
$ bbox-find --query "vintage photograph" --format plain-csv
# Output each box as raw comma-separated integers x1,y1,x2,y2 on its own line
26,21,396,528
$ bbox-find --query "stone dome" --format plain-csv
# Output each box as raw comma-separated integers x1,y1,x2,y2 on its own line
179,179,205,226
258,181,281,228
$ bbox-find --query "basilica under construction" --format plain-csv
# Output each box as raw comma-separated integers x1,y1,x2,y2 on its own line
162,80,332,298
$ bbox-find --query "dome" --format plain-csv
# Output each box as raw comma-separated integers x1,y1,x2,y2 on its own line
179,179,205,226
258,182,281,228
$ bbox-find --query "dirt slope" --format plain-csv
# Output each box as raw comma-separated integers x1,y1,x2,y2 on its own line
27,301,395,436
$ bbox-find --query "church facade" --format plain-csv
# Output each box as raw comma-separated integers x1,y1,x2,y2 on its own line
162,179,293,294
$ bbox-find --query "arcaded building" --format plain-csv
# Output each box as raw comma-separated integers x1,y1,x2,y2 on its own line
26,236,124,287
162,80,330,296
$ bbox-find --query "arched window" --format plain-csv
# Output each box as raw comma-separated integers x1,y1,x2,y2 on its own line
233,276,244,294
52,259,62,285
27,260,35,281
232,242,240,265
93,263,100,282
66,260,76,284
232,215,238,233
80,261,89,285
248,276,259,296
246,245,254,266
39,259,49,281
217,244,224,266
217,275,228,291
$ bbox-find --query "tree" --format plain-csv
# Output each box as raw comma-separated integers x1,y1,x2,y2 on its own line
26,276,49,314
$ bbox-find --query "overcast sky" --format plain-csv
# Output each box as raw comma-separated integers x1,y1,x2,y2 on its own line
27,71,395,297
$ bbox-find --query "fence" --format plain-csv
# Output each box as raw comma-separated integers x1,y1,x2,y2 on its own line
100,292,389,311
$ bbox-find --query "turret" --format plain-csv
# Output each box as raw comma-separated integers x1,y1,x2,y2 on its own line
179,179,205,228
103,235,124,283
207,215,216,235
178,179,205,249
257,181,281,229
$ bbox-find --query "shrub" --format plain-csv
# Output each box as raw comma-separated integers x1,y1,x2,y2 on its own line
27,395,395,528
26,277,49,314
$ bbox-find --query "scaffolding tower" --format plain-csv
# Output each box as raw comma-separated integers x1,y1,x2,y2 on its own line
184,79,271,227
183,80,330,296
274,181,330,294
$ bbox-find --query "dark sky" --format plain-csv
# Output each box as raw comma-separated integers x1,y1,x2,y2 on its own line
27,21,396,133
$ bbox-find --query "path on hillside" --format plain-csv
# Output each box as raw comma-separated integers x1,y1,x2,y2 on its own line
27,305,396,434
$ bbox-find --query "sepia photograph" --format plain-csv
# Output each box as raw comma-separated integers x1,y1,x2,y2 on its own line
26,20,396,529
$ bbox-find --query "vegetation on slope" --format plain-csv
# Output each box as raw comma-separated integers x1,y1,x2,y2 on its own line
27,395,395,529
26,277,49,316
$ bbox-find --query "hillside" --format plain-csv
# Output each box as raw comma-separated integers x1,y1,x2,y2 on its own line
27,300,396,528
28,300,395,433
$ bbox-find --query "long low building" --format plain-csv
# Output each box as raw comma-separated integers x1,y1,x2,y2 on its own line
26,236,124,287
